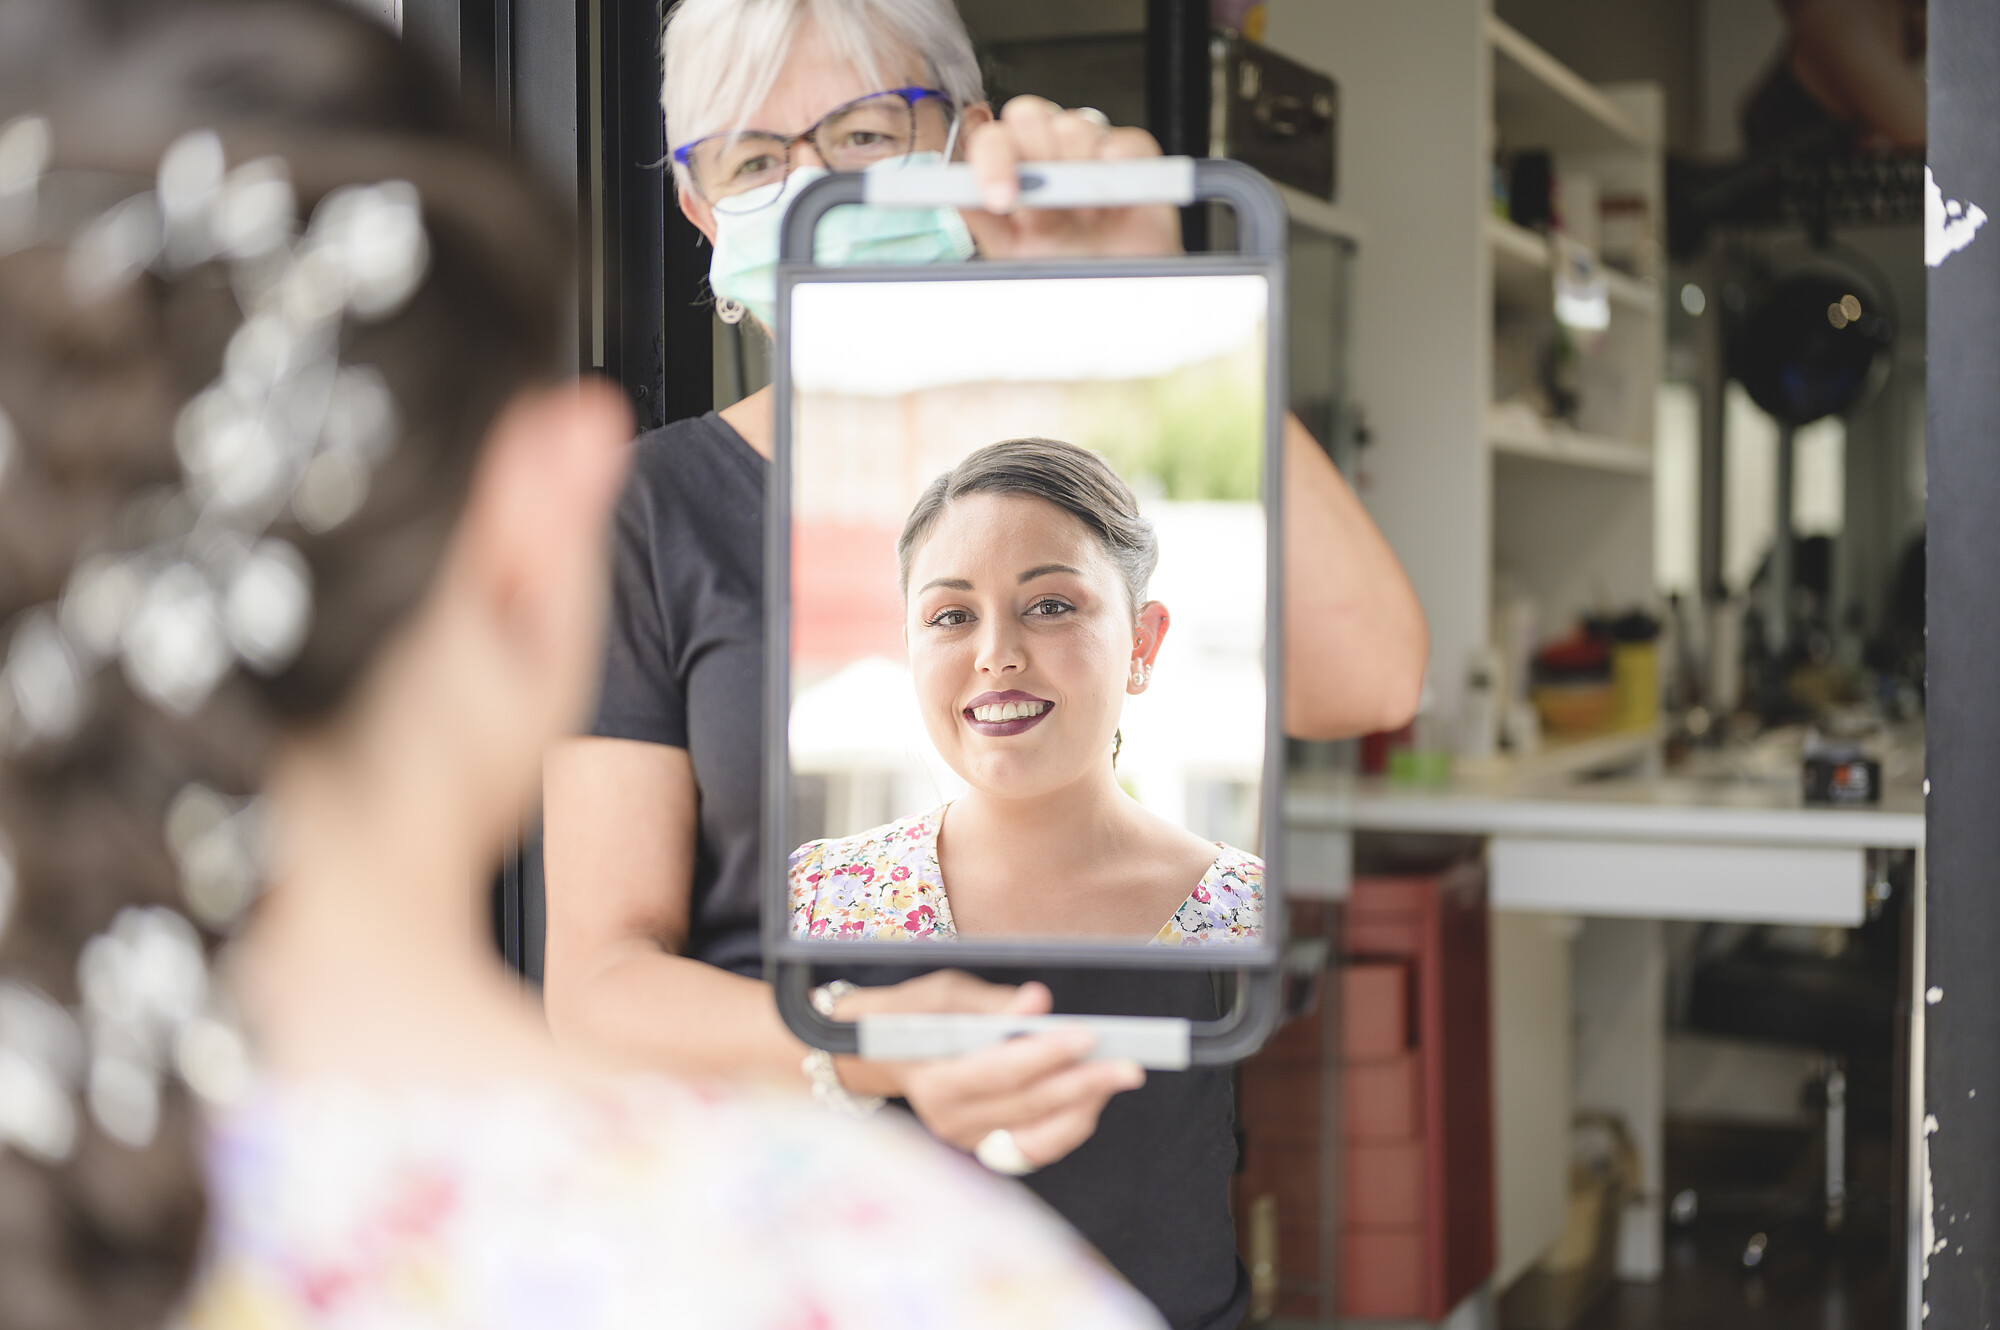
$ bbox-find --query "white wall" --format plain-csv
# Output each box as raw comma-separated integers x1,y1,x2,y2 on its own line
1697,0,1784,157
345,0,401,31
1262,0,1490,725
1491,912,1575,1289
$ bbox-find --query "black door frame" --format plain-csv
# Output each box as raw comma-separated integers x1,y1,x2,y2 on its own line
1919,0,1997,1322
402,0,713,983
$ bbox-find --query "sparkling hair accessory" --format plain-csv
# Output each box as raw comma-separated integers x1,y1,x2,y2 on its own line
0,116,431,1157
1,118,428,749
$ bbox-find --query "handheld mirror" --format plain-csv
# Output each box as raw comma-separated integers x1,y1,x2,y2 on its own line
765,159,1288,1067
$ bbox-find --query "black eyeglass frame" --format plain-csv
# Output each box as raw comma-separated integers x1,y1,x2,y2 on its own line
670,86,957,212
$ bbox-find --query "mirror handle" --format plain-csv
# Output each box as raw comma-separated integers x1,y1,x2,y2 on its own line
779,157,1289,262
771,961,1285,1068
863,157,1196,210
858,1012,1192,1070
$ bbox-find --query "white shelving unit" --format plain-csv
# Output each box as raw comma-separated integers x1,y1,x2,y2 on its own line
1486,19,1665,645
1487,14,1649,153
1486,213,1659,314
1266,1,1677,1303
1482,18,1669,1297
1487,408,1655,477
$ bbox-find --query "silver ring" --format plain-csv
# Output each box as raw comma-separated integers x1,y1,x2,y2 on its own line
974,1127,1038,1175
1073,106,1111,130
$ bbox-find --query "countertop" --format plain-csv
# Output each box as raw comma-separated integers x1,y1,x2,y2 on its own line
1286,729,1924,850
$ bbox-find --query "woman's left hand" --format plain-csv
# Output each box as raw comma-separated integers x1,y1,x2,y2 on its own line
959,96,1183,259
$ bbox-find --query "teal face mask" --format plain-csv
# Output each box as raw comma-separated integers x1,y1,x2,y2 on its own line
706,151,975,330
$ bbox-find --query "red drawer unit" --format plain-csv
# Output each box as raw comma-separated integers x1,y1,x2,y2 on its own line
1235,866,1495,1324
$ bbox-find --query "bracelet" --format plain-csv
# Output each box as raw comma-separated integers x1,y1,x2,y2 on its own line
802,981,884,1116
810,980,857,1018
801,1048,885,1117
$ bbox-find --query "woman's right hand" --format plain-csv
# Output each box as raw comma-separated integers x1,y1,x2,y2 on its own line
829,973,1147,1169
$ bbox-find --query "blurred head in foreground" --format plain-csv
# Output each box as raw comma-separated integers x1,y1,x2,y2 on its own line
0,0,628,1323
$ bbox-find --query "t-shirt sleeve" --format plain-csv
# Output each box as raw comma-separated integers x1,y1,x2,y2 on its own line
590,459,687,747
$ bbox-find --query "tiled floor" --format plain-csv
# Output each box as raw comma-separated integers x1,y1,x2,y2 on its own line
1573,1220,1898,1330
1571,1115,1901,1330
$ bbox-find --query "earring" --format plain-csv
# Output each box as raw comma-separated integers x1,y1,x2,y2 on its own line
716,296,746,325
1129,662,1151,688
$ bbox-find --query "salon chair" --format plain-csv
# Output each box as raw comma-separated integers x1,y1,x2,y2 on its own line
1679,902,1900,1262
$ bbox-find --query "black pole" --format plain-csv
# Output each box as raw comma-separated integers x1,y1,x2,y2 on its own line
510,0,584,375
1145,0,1209,252
399,0,465,83
597,0,668,430
1922,0,2000,1320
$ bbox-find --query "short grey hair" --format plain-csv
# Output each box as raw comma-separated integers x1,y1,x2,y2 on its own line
898,438,1160,614
661,0,985,187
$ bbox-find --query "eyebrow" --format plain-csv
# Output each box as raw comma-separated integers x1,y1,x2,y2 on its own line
916,564,1084,596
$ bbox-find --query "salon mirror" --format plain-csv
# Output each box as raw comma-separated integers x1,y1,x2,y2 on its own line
768,262,1284,970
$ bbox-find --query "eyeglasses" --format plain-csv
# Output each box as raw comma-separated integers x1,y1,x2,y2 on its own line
672,87,955,214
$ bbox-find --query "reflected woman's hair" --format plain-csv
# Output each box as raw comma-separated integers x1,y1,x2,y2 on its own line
895,437,1158,613
0,0,567,1322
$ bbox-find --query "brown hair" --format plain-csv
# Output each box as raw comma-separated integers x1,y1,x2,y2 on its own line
896,437,1159,613
0,1,571,1324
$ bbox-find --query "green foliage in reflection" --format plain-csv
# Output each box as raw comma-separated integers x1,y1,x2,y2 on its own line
1082,344,1264,502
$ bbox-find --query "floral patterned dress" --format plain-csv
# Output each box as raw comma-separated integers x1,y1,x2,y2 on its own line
788,806,1263,946
184,1076,1164,1330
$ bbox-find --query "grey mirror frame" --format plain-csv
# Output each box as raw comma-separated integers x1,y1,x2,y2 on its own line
764,159,1291,1065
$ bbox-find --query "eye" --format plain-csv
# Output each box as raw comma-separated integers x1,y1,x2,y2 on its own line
729,153,782,180
925,608,972,628
1026,598,1073,619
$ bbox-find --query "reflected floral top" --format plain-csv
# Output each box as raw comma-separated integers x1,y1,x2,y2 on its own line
788,805,1263,946
185,1077,1164,1330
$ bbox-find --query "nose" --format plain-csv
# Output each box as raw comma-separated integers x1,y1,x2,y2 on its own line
973,615,1026,677
793,139,829,171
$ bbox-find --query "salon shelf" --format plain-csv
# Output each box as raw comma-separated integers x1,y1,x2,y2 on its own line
1501,723,1664,784
1278,183,1367,244
1486,413,1654,476
1488,15,1655,154
1486,215,1659,314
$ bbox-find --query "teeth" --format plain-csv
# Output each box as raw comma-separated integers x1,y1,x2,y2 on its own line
972,700,1049,723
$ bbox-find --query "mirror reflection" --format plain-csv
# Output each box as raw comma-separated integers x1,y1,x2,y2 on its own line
783,274,1271,947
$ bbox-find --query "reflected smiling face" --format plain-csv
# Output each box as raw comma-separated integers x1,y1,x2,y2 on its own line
905,492,1167,802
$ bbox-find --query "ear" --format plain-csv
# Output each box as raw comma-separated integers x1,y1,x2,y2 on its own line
1128,601,1170,695
458,378,633,661
951,99,995,158
678,182,719,247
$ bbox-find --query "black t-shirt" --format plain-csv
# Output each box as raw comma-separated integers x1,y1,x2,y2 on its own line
592,413,768,977
591,413,1249,1330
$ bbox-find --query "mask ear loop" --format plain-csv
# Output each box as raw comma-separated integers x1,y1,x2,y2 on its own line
943,107,964,164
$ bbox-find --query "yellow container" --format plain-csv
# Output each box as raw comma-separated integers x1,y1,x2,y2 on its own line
1611,642,1659,732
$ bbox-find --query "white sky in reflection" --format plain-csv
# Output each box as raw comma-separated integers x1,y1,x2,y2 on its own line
788,275,1269,396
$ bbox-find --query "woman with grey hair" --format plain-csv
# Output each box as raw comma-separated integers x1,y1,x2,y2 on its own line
543,3,1428,1326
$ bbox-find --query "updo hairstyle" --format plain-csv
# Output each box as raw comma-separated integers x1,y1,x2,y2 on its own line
895,437,1160,615
0,1,570,1325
